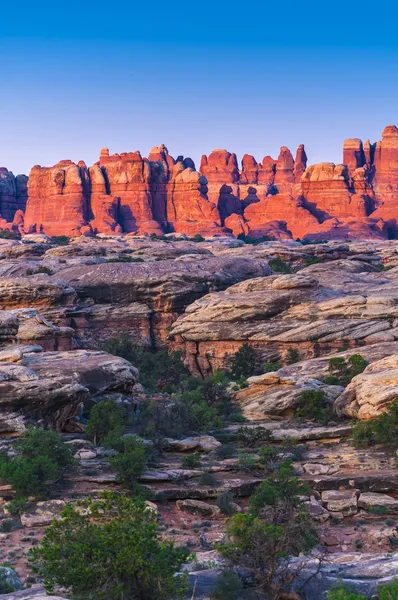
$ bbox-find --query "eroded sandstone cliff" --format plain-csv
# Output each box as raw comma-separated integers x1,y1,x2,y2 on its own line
4,125,398,241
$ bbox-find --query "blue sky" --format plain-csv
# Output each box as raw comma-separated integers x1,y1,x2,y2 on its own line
1,0,397,175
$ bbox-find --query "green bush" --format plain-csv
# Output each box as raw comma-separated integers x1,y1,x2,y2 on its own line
326,581,367,599
268,257,292,273
325,354,368,386
218,462,316,598
258,445,280,471
109,436,148,495
210,570,242,600
0,427,74,499
26,266,54,276
0,229,19,240
303,256,325,267
85,399,127,446
103,338,191,393
263,361,283,373
51,236,70,245
236,426,274,448
198,472,218,486
229,344,256,380
216,491,236,516
107,256,145,263
216,443,237,460
181,453,201,469
192,234,205,242
379,579,398,599
29,492,190,600
4,499,32,516
237,450,257,472
295,389,334,424
286,347,300,364
352,400,398,447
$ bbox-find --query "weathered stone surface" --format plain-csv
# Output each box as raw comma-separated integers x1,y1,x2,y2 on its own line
358,492,398,512
0,349,138,433
170,252,398,375
335,354,398,419
176,499,220,518
321,489,359,515
168,436,221,452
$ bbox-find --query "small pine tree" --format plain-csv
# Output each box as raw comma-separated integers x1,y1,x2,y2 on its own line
230,344,256,379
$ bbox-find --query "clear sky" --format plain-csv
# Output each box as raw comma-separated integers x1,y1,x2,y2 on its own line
1,0,398,175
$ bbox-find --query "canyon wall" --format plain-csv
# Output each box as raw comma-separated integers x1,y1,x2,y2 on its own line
3,125,398,240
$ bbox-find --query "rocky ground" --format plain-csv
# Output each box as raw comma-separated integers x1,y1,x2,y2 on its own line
3,234,398,598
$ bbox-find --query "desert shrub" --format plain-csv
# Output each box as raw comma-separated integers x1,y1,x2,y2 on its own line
4,499,32,516
216,491,236,516
29,492,189,600
181,453,201,469
0,519,14,533
263,361,283,373
26,266,54,275
295,389,334,424
326,581,367,599
192,234,205,242
109,436,148,495
0,427,74,499
216,443,237,460
218,462,316,599
268,257,292,274
237,449,257,472
85,399,127,446
199,371,235,419
103,337,191,393
107,256,145,263
303,256,325,267
229,344,256,380
210,570,242,600
352,400,398,447
258,445,280,472
325,354,368,386
51,236,70,246
198,472,218,486
0,229,19,239
286,347,300,364
236,426,274,448
237,234,272,244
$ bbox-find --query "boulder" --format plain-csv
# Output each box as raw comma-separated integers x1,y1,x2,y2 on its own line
358,492,398,512
335,354,398,419
168,436,221,452
321,489,359,515
20,499,66,527
176,499,221,518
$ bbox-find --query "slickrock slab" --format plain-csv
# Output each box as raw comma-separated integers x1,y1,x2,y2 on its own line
321,489,359,515
358,492,398,512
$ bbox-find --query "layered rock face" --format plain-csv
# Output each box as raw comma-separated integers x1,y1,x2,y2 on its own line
170,244,398,377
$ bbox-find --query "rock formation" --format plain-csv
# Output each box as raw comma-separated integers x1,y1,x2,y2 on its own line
6,124,398,240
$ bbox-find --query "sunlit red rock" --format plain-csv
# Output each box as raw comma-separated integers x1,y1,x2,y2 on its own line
24,161,89,237
244,193,320,239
